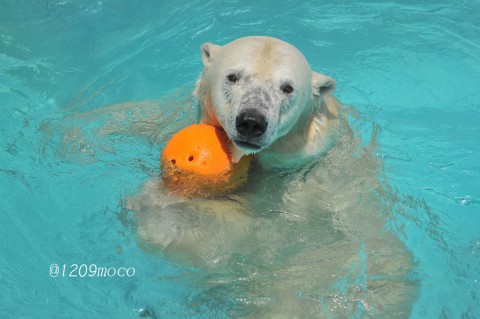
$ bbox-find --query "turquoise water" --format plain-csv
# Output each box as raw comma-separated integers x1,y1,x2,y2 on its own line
1,1,479,318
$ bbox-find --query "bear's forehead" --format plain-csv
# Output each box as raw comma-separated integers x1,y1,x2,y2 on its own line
223,37,303,62
216,37,311,80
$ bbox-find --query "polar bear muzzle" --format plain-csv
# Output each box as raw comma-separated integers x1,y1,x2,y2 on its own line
235,109,267,141
231,85,276,150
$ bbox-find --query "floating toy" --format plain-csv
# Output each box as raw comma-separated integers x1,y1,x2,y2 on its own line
160,124,252,197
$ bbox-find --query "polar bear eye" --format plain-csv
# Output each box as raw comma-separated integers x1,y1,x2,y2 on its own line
281,83,294,94
227,74,239,83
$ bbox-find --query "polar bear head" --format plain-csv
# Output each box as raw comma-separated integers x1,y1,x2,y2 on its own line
194,36,336,160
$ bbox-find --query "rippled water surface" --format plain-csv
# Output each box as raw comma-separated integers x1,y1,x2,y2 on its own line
1,1,479,318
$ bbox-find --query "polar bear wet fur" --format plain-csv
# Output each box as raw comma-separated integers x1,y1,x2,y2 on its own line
127,36,417,318
47,35,417,317
194,36,342,168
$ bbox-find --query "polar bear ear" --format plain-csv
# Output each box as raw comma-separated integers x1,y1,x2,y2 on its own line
201,43,222,66
312,72,336,97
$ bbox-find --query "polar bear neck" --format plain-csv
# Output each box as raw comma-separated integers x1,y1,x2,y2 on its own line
258,96,341,169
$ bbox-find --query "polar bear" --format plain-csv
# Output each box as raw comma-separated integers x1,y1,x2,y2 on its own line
125,36,418,318
194,36,342,169
48,36,416,318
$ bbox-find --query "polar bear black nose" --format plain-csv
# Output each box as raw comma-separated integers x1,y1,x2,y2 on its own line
236,109,268,139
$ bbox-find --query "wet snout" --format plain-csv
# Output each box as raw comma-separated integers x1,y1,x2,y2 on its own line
233,87,272,150
235,109,267,139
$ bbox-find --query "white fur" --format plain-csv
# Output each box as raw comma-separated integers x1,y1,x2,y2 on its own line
120,36,417,318
194,36,340,168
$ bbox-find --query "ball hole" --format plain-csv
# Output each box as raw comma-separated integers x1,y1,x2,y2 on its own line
188,156,194,161
171,159,176,165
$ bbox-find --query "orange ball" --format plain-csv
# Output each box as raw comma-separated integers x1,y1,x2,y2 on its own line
160,124,252,197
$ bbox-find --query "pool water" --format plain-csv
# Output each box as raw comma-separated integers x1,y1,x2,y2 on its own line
1,1,479,318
